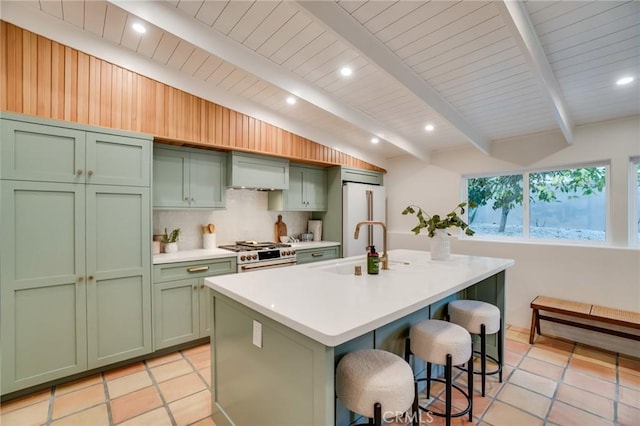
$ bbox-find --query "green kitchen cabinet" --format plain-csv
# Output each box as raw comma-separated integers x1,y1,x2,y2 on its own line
152,257,236,350
85,185,152,369
153,146,226,209
296,245,340,264
0,113,153,395
268,164,327,211
0,182,152,394
1,114,150,186
227,151,289,190
341,166,383,186
0,181,88,394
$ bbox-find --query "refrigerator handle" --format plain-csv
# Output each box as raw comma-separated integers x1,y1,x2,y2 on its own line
367,190,373,247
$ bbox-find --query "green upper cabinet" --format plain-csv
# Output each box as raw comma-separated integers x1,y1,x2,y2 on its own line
341,166,383,186
153,146,226,209
1,114,150,186
268,164,327,211
86,132,150,187
227,151,289,190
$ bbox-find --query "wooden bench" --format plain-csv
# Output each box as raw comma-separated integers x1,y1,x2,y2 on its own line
529,296,640,344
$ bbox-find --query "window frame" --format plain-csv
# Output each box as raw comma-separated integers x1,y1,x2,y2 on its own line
462,161,610,245
630,157,640,246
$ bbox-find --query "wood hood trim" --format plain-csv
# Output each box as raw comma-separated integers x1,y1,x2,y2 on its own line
0,21,385,173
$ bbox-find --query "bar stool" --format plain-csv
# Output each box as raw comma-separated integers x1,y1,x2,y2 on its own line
405,320,473,426
448,299,503,397
336,349,418,426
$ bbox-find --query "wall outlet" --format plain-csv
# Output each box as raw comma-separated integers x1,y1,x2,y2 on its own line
252,320,262,348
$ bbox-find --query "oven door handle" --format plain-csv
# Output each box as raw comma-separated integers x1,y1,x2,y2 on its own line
240,259,297,271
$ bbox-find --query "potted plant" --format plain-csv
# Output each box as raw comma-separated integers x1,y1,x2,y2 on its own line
402,202,475,260
162,228,181,253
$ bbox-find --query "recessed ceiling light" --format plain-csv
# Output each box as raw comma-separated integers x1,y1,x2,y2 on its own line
425,124,435,132
340,67,353,77
371,137,379,144
616,76,634,86
286,96,297,105
132,23,146,34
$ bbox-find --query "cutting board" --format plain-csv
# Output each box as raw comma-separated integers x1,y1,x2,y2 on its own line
275,215,287,242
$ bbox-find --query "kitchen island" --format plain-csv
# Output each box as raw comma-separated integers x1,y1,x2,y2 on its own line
205,249,514,426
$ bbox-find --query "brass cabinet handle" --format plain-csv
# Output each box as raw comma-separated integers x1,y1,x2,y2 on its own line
88,275,94,280
193,285,197,290
187,266,209,273
200,284,204,289
87,170,94,176
78,276,84,282
77,169,83,175
311,253,324,257
184,197,189,201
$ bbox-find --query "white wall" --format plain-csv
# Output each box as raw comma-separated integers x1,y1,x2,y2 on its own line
154,189,312,250
386,116,640,355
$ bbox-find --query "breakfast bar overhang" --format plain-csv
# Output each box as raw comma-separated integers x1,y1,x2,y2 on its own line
205,249,514,425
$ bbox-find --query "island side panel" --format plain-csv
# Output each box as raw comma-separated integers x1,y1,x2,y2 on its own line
210,292,334,426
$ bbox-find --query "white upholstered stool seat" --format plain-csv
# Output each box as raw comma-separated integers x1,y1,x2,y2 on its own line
449,300,501,334
405,320,473,426
448,299,503,397
409,319,472,365
336,349,416,425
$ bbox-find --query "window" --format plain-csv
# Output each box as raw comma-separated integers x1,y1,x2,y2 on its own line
465,164,607,242
631,158,640,245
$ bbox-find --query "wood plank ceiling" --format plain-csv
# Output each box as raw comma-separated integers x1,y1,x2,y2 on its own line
2,0,639,166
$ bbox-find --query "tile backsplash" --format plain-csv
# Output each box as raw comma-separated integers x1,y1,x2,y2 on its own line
153,189,312,250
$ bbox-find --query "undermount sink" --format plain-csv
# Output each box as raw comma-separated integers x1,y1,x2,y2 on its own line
310,258,412,275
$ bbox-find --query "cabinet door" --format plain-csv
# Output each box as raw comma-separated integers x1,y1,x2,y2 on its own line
153,148,190,208
284,166,306,210
304,168,327,211
85,186,152,368
1,119,86,183
0,181,87,394
153,278,200,350
86,133,151,187
190,151,226,208
199,283,212,338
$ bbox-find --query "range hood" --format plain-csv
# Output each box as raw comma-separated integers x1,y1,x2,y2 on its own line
227,151,289,190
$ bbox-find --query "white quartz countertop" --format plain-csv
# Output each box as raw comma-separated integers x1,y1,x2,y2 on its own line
205,249,514,347
153,248,236,264
153,241,340,264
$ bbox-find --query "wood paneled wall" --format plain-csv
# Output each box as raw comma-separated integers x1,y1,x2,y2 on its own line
0,21,384,172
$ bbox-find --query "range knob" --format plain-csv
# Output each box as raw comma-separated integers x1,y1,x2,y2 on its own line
240,255,246,261
252,254,258,260
291,250,295,255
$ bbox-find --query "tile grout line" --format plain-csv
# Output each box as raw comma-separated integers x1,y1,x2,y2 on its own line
142,355,178,426
102,371,115,426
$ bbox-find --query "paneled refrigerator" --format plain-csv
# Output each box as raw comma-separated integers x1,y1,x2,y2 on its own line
342,182,386,257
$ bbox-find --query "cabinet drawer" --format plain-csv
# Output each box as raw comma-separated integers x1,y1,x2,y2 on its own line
153,258,237,282
296,246,340,265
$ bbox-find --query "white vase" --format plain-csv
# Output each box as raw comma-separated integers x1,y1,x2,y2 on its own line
430,230,450,260
164,242,179,253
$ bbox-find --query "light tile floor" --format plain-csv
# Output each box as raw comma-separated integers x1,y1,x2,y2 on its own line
1,325,638,425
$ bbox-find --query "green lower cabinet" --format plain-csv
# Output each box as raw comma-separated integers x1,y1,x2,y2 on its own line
154,278,201,349
152,258,236,350
295,245,340,264
0,182,152,394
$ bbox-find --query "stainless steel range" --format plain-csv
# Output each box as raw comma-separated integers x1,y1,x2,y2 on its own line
218,241,297,273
